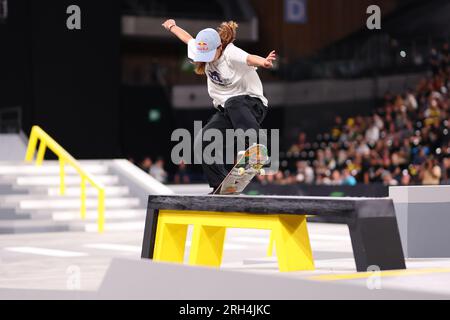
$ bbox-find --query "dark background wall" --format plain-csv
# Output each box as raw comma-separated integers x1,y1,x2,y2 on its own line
0,0,121,158
248,0,401,59
120,85,175,162
0,0,31,125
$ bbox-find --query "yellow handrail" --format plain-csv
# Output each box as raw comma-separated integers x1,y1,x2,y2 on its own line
24,125,105,232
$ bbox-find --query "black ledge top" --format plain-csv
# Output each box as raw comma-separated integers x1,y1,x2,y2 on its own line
147,195,394,218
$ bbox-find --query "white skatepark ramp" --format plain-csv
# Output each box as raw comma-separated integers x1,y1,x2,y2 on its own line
0,133,28,161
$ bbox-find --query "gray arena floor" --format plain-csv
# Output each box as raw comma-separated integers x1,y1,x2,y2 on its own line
1,222,450,298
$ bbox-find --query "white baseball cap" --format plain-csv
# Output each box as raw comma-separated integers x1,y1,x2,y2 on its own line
188,28,221,63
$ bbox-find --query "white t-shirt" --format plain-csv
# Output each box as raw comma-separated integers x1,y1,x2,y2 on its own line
188,40,268,108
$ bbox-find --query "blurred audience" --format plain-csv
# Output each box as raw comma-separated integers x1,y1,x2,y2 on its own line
132,43,450,187
132,156,168,184
260,43,450,186
174,161,191,184
139,157,153,174
150,158,168,183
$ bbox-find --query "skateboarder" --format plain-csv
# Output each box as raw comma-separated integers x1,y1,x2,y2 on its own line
162,19,276,193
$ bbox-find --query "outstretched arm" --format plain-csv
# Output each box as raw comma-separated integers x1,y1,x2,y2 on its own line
162,19,193,44
247,50,277,69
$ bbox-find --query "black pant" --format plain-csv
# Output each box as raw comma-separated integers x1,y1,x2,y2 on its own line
194,95,268,188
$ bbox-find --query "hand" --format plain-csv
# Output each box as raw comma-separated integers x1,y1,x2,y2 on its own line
162,19,176,31
263,50,276,68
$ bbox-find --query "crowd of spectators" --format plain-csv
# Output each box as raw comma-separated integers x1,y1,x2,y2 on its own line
132,156,169,183
134,43,450,187
258,43,450,187
132,156,192,184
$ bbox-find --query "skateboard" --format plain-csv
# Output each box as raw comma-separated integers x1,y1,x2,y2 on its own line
214,144,269,195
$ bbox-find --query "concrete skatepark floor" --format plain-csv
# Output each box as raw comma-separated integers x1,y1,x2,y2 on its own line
1,222,450,298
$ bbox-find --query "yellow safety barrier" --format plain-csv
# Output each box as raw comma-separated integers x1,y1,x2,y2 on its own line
153,210,314,272
24,125,105,232
266,215,313,257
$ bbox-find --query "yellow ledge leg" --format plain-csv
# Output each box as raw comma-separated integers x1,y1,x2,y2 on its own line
274,215,314,272
153,222,188,264
189,225,226,267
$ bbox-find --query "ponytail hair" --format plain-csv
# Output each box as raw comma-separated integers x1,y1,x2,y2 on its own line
194,21,239,75
194,62,206,75
218,21,238,48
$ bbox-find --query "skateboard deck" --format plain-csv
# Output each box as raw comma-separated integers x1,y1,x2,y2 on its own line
214,144,269,195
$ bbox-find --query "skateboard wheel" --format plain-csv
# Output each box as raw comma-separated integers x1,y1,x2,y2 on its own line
238,167,245,176
259,169,265,175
